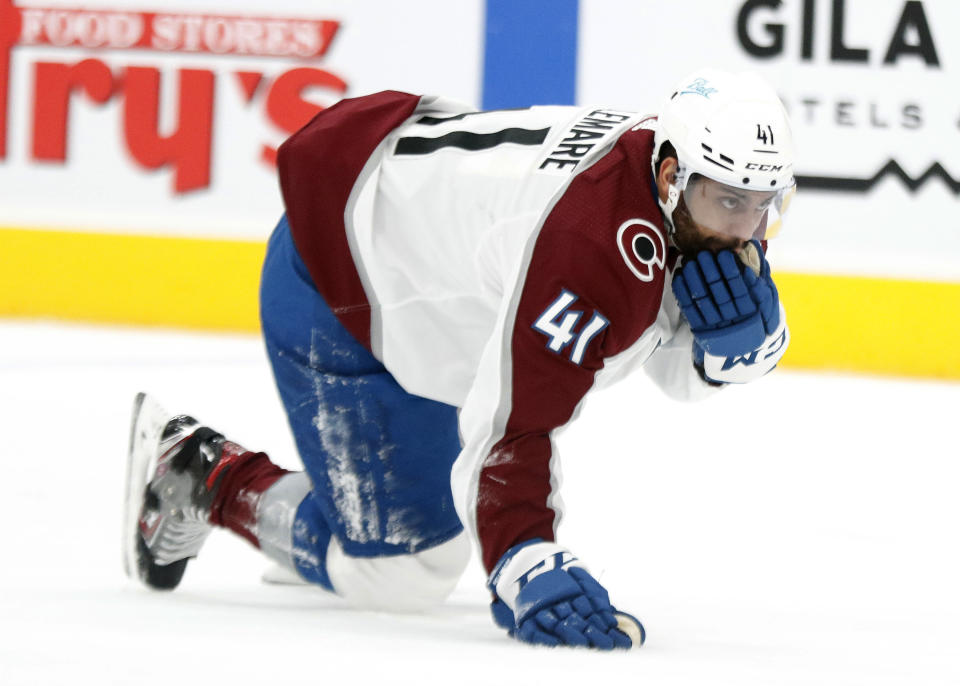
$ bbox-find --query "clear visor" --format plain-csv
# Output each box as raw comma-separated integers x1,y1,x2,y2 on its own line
681,174,796,241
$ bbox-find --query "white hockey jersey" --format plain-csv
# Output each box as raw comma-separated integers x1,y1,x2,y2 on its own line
277,91,721,572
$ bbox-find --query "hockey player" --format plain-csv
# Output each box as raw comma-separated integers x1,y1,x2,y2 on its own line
124,68,795,650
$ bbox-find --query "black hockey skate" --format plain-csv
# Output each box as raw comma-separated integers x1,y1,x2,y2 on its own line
123,393,228,590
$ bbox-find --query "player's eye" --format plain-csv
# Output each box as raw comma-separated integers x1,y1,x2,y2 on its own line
719,196,741,211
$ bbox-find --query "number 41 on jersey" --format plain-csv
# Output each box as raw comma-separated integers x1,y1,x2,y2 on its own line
533,290,608,366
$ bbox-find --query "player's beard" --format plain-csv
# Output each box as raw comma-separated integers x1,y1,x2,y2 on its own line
670,194,744,258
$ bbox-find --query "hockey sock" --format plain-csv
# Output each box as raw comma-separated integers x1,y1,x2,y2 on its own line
208,442,289,548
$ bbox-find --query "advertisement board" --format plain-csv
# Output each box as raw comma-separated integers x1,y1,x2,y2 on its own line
0,0,484,236
1,0,957,377
579,0,960,282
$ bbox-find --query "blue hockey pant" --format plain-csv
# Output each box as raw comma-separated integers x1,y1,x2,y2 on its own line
258,215,467,604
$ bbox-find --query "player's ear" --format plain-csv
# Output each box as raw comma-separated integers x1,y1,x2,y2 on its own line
656,156,678,202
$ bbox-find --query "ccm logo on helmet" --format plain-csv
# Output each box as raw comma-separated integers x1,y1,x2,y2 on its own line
617,219,666,283
746,162,784,172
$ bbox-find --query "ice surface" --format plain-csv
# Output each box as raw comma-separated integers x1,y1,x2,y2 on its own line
1,321,958,685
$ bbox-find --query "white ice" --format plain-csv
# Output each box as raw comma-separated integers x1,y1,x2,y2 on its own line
1,320,958,685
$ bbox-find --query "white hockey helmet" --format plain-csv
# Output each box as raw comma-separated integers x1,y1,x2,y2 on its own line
653,69,796,241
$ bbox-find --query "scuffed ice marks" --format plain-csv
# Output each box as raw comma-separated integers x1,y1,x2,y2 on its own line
384,506,428,550
309,328,383,545
310,330,406,544
302,327,445,553
290,516,323,569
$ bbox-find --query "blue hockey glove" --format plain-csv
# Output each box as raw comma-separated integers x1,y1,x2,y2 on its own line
488,540,645,650
672,240,788,383
672,240,780,355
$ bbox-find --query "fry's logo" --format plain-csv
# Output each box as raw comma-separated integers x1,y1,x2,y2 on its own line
0,0,345,192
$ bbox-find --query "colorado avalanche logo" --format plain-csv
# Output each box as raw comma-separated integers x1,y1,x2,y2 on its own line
616,219,666,282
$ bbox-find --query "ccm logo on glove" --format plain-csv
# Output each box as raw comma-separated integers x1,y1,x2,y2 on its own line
702,308,789,383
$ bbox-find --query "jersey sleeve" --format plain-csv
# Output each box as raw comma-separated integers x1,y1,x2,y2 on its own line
452,221,664,573
643,318,727,401
449,124,690,574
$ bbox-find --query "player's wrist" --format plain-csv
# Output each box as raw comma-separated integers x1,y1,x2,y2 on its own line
694,357,727,387
488,539,578,613
700,304,789,384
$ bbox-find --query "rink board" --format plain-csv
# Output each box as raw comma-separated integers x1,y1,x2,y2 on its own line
4,226,958,380
3,1,959,380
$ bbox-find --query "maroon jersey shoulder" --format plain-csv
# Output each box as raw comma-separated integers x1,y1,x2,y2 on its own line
526,127,672,357
276,90,422,349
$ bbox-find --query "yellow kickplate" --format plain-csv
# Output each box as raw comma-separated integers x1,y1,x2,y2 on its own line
776,272,960,380
1,227,265,332
2,227,959,379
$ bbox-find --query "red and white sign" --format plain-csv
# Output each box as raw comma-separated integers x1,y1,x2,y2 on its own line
14,6,337,56
0,0,345,192
0,0,484,238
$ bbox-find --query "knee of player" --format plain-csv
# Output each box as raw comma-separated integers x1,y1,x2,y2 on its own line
326,533,470,611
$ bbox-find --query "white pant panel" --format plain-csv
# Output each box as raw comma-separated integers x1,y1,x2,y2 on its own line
326,532,471,611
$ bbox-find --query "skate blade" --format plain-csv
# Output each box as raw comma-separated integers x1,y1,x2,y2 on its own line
122,392,169,582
